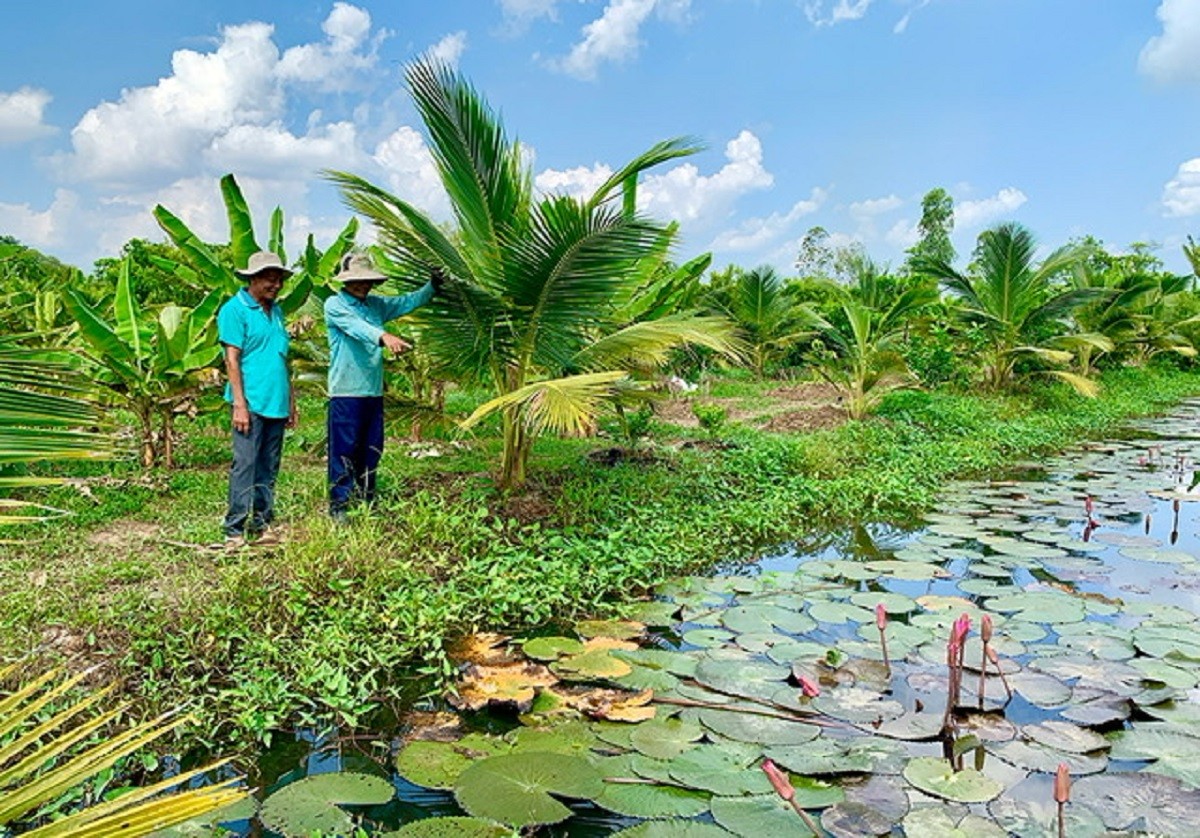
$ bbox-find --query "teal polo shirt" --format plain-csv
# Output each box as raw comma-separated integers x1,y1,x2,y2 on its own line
217,288,291,418
324,283,434,397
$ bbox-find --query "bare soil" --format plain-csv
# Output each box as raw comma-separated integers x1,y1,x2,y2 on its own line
653,380,847,433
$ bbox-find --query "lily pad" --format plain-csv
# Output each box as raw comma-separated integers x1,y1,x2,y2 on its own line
901,807,1007,838
384,817,510,837
629,717,705,759
710,794,816,837
821,774,909,837
454,751,604,828
902,757,1003,803
766,737,906,776
1108,725,1200,787
1022,720,1108,754
663,744,772,796
988,778,1106,838
611,821,733,837
522,636,584,661
395,738,509,789
259,772,394,838
811,687,904,724
988,739,1107,775
808,600,874,625
1074,771,1200,834
594,757,711,819
697,708,821,745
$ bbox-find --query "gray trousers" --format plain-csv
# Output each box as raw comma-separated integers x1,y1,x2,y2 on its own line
222,412,287,537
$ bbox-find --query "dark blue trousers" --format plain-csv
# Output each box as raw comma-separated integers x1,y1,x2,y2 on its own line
223,412,286,537
328,396,385,513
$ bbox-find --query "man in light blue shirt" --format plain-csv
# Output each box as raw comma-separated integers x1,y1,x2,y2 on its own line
217,251,296,546
324,253,439,520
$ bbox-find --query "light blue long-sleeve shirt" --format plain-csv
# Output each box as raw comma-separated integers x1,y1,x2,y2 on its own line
323,283,434,397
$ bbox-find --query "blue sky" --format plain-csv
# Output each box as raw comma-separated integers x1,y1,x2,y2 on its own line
2,0,1200,275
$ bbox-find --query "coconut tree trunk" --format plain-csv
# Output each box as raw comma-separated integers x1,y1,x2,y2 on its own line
500,407,529,490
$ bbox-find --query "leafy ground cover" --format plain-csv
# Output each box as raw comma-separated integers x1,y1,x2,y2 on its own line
2,364,1198,749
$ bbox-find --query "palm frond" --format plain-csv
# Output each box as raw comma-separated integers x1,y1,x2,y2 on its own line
586,137,704,209
461,371,629,437
572,314,744,372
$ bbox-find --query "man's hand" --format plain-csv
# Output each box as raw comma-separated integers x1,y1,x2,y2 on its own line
380,332,412,356
232,402,251,434
430,266,447,293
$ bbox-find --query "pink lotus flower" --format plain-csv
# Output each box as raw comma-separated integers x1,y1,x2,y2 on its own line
798,675,821,698
1054,763,1071,803
875,603,888,631
980,613,993,643
762,759,795,801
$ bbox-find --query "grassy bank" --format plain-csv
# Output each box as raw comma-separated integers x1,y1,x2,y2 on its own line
3,364,1198,747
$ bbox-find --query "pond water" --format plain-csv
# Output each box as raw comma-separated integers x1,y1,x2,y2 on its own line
198,399,1200,837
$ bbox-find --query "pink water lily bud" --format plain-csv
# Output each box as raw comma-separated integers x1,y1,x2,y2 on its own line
875,603,888,631
798,675,821,697
1084,495,1094,516
980,613,993,643
1054,762,1071,803
986,645,1001,664
762,759,795,802
951,613,971,647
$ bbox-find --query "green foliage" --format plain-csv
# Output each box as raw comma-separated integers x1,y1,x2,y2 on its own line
328,57,739,489
708,265,814,379
64,257,222,468
90,239,210,309
152,173,357,317
0,665,244,836
690,402,728,436
904,187,956,271
913,222,1102,394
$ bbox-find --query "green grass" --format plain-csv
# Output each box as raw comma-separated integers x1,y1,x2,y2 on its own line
3,363,1199,748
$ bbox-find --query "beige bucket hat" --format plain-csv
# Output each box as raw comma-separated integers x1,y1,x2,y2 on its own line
236,251,294,279
334,253,389,283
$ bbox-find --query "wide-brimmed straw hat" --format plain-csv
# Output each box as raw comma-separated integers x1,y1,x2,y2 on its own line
236,251,294,280
334,253,389,283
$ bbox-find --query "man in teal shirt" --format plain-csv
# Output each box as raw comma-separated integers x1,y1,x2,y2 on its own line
217,251,296,546
324,253,440,520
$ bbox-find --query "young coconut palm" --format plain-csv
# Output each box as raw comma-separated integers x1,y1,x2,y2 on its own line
327,57,739,488
715,266,815,380
808,259,937,420
913,222,1107,395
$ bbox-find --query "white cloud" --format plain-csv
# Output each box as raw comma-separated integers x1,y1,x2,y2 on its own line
535,162,614,198
954,187,1026,228
1162,157,1200,216
277,2,383,91
638,129,774,223
885,218,920,249
709,188,827,251
429,31,468,67
206,121,364,177
499,0,560,28
893,0,932,34
1139,0,1200,85
372,126,452,218
0,87,55,144
58,5,384,186
0,189,79,247
849,194,903,221
804,0,873,28
552,0,690,79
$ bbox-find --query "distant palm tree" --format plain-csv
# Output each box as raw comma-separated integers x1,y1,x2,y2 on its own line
913,222,1105,394
808,259,937,419
327,58,739,488
717,266,814,379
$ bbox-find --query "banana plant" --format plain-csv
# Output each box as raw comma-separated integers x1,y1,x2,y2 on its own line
65,258,222,468
0,664,245,836
152,173,357,316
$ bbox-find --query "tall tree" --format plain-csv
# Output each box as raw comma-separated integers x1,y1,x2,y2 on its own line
905,187,956,271
328,57,739,489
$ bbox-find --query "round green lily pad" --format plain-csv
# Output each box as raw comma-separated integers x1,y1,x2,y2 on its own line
1074,772,1200,834
987,779,1106,838
811,687,904,724
902,806,1007,837
988,740,1107,775
383,816,510,837
454,751,604,827
522,636,584,660
629,717,705,759
663,744,772,796
612,820,733,837
259,772,394,838
396,739,506,789
902,757,1002,803
1022,720,1107,754
697,708,821,745
710,794,814,837
593,755,711,819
